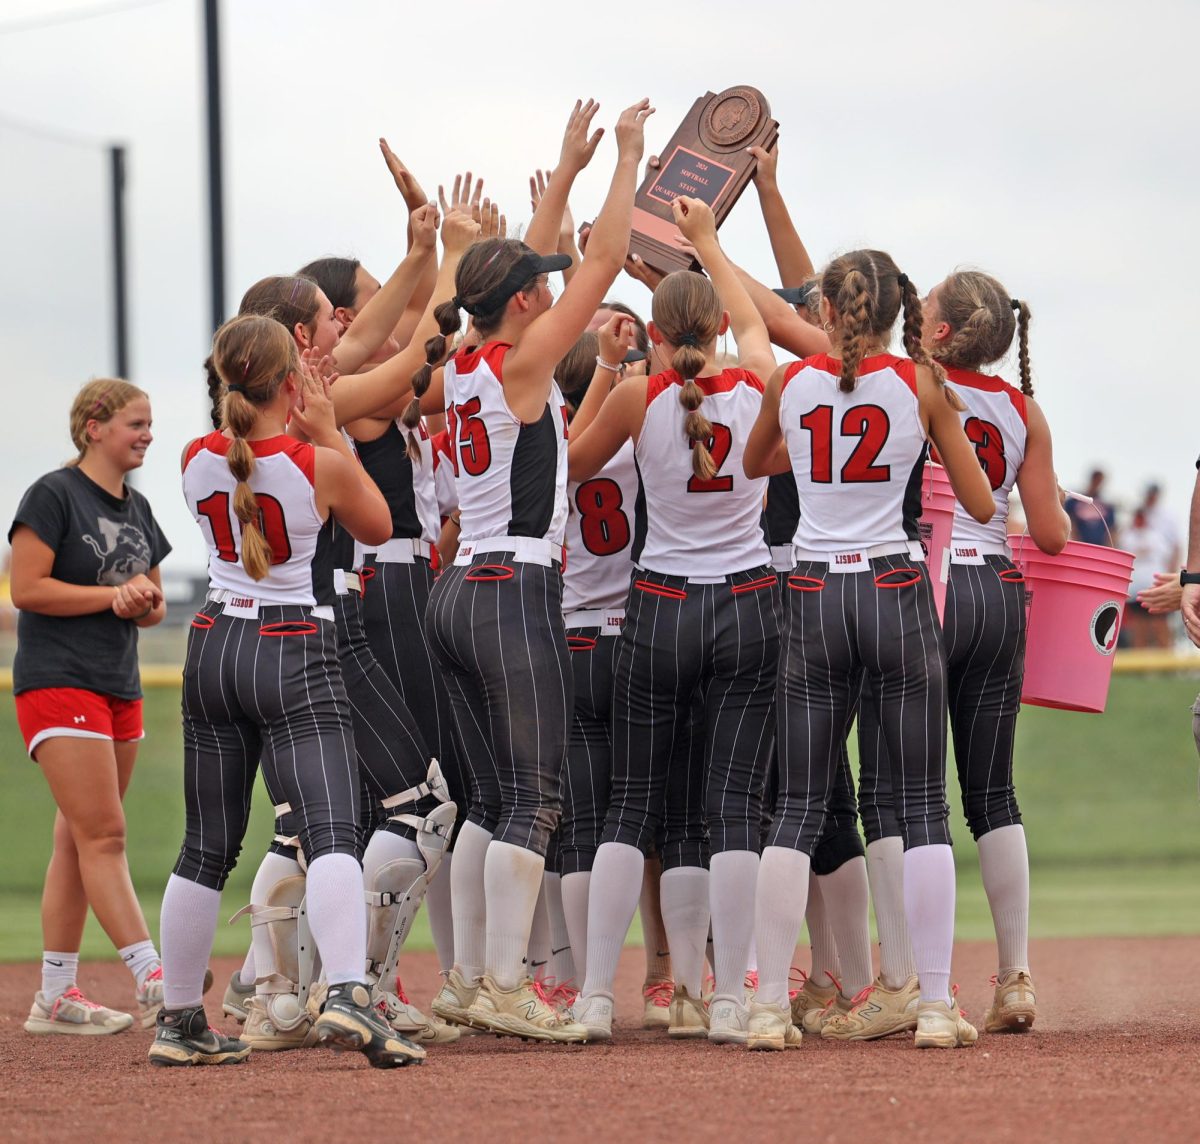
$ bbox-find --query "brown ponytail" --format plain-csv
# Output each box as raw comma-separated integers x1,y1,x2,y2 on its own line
899,272,959,411
1013,299,1033,396
651,271,724,479
404,300,461,462
209,315,299,581
834,267,873,394
929,270,1031,395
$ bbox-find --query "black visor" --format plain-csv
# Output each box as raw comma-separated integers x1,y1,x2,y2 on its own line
465,252,573,317
773,283,817,306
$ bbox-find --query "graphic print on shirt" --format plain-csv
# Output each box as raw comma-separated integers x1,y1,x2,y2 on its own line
80,518,152,584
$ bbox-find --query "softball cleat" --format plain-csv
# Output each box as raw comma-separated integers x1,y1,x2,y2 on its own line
147,1005,250,1067
984,970,1037,1033
314,981,426,1068
821,976,919,1041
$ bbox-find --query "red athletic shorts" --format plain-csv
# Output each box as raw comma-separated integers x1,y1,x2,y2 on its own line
14,687,144,759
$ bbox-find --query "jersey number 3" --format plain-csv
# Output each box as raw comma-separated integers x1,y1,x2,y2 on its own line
964,417,1006,491
575,478,631,556
196,491,292,564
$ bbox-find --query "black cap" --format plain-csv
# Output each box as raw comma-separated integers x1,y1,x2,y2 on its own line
622,348,647,363
773,283,817,306
461,251,573,317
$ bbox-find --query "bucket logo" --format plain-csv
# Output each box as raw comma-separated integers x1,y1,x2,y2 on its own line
1089,601,1121,655
917,521,932,560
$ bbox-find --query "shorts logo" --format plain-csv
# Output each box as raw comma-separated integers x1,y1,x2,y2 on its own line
834,552,863,565
1090,601,1121,655
230,597,254,609
73,715,87,724
953,546,978,558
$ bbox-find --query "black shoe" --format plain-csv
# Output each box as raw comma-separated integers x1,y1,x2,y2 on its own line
147,1005,251,1067
313,982,426,1069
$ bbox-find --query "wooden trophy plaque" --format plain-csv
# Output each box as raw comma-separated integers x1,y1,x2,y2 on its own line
629,85,779,277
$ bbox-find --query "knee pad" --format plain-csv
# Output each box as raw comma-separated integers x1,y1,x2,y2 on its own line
380,759,457,871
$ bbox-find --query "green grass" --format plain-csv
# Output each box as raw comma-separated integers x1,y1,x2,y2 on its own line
2,675,1199,962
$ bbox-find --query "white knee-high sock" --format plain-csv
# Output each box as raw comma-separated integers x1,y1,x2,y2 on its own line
306,853,367,987
451,821,491,983
560,871,590,984
582,842,645,1000
246,851,303,995
804,877,840,984
903,843,956,1006
160,875,221,1009
424,851,456,974
526,876,551,978
543,872,577,985
660,866,710,998
978,825,1030,975
709,850,758,999
484,841,545,990
754,846,811,1008
815,856,873,997
867,836,917,988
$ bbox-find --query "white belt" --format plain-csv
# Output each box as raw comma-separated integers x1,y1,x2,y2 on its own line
770,545,795,573
207,589,334,623
792,540,924,574
949,540,1011,565
373,537,434,564
564,607,625,634
455,535,563,568
333,570,363,596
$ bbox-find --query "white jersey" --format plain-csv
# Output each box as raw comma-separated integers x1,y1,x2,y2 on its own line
944,367,1027,551
444,341,568,546
431,430,459,519
633,368,770,577
563,440,638,616
354,418,441,547
183,431,327,605
779,353,928,554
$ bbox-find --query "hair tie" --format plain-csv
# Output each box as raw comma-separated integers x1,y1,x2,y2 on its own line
1010,298,1022,312
896,273,910,289
227,383,248,396
677,333,701,348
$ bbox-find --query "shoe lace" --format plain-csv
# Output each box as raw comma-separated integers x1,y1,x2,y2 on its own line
144,966,164,984
643,980,673,1008
743,969,760,992
55,987,103,1015
847,984,875,1012
703,972,715,997
951,982,968,1018
787,967,808,1001
393,975,411,1005
823,970,843,994
529,977,557,1012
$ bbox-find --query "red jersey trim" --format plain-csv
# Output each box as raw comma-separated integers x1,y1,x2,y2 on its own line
784,353,917,397
453,341,513,384
644,367,764,407
186,431,316,485
945,367,1028,425
430,429,451,471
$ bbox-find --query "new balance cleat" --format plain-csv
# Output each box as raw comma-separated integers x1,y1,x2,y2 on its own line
147,1006,250,1066
802,989,854,1034
25,988,134,1036
431,968,481,1028
222,971,255,1024
822,976,919,1041
984,971,1037,1033
466,976,589,1043
747,999,801,1051
791,970,839,1032
914,996,979,1049
708,994,750,1045
667,984,709,1039
574,992,614,1042
642,979,673,1029
313,981,426,1068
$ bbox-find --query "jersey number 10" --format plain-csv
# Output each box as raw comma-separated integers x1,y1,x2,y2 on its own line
196,491,292,565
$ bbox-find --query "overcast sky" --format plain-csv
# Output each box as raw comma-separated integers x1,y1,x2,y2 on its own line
2,0,1197,572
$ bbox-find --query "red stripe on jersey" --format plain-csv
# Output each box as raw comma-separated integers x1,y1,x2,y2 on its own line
188,431,316,485
785,353,917,396
430,429,451,470
452,341,513,383
945,367,1028,425
644,367,764,407
182,436,207,469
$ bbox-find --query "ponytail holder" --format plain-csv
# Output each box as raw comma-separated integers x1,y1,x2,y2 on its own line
1010,298,1022,311
227,383,248,396
896,273,910,289
677,333,701,348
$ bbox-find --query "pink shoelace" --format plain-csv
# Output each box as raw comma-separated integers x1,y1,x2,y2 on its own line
52,987,103,1017
393,975,412,1005
643,981,673,1008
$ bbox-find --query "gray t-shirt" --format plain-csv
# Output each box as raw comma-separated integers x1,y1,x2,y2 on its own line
9,467,171,699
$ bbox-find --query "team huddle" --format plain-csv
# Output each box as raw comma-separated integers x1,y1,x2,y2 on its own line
10,95,1071,1067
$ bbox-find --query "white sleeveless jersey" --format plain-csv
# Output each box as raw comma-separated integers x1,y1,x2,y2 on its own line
431,430,459,518
182,431,327,604
563,439,638,614
779,354,928,553
444,341,568,545
633,368,770,577
944,367,1027,549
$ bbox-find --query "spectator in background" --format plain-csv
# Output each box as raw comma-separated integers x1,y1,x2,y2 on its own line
1123,506,1176,648
1065,468,1116,546
1141,482,1181,568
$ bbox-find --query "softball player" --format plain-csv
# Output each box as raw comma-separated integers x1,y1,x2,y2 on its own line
569,197,779,1045
153,314,422,1069
854,272,1068,1037
742,249,994,1050
425,97,653,1043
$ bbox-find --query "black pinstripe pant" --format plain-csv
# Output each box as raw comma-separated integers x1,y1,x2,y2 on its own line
769,553,951,854
360,556,468,840
174,602,359,891
859,556,1026,843
425,553,571,857
602,567,780,864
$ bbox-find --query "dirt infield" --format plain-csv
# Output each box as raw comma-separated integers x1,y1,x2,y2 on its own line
2,937,1199,1143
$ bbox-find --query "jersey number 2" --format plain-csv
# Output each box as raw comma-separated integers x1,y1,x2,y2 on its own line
800,404,891,483
196,491,291,564
575,478,632,556
687,422,734,493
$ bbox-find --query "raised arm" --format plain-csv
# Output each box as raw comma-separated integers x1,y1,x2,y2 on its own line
673,196,775,381
747,144,814,286
530,168,581,284
1014,398,1070,555
744,364,792,478
378,140,438,351
921,367,994,523
333,203,438,375
567,377,646,483
524,101,604,256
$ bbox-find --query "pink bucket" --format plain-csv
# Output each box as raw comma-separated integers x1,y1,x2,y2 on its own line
1011,536,1135,713
918,463,956,620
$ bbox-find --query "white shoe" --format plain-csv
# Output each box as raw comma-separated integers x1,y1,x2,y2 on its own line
574,993,614,1042
708,994,749,1045
914,997,979,1049
747,999,801,1051
376,988,460,1044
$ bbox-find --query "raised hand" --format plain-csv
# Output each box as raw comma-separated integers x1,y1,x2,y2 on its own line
615,98,655,162
410,203,440,253
671,196,717,243
747,143,779,191
598,312,638,367
558,99,604,174
442,208,482,254
479,198,506,239
530,168,576,246
438,172,485,221
624,252,666,291
291,349,339,444
378,138,428,211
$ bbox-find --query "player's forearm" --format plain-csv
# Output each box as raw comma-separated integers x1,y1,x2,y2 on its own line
1185,471,1200,569
757,184,813,285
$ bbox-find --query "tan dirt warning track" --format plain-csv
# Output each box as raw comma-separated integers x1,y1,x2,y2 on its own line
1,937,1198,1143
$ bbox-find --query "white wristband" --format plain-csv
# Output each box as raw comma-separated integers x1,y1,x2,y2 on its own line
596,357,622,373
